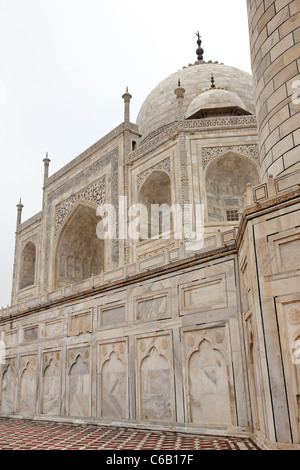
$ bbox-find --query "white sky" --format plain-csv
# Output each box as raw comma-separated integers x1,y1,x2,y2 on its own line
0,0,252,307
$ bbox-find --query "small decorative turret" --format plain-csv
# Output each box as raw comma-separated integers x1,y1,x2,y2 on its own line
174,80,186,126
16,198,24,227
174,81,186,100
122,86,132,123
196,31,204,61
43,152,51,183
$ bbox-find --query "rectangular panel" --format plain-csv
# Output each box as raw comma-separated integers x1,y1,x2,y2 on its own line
136,294,169,321
179,275,227,315
278,238,300,270
99,304,126,327
5,331,18,348
44,320,63,338
23,326,38,343
68,312,92,335
269,230,300,274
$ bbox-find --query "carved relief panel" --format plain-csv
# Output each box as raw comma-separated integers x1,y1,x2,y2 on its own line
1,357,16,414
18,355,37,415
41,350,62,416
67,346,91,418
182,325,236,427
98,339,128,420
268,228,300,275
136,332,175,422
276,294,300,442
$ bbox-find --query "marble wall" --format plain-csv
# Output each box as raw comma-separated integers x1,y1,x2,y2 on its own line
0,254,249,436
2,174,300,449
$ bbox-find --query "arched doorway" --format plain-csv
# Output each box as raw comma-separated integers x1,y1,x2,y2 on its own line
54,203,104,288
205,153,260,223
139,170,172,239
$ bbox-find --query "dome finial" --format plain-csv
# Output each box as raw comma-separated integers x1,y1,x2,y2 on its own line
211,73,216,89
196,31,204,61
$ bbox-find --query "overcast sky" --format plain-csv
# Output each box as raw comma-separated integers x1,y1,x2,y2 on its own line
0,0,252,307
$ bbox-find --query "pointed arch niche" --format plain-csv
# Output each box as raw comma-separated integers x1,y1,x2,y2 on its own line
183,327,237,427
138,170,172,239
67,348,91,418
1,362,16,414
19,241,36,290
54,202,104,289
98,340,129,420
205,152,261,223
136,334,175,422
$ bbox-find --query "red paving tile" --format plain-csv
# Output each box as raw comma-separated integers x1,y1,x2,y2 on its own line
0,417,260,450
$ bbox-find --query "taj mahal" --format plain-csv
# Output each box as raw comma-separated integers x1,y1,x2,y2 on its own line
1,0,300,450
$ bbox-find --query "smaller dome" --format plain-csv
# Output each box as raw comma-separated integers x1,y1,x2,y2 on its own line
186,88,251,119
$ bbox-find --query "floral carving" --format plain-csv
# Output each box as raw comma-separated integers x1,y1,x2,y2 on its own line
137,158,171,191
202,145,259,169
54,178,106,236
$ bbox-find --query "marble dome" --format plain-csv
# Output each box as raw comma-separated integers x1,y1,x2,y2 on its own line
186,88,250,119
136,62,255,141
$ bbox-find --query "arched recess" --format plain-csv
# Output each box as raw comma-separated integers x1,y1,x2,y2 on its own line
100,352,127,419
54,202,104,288
139,170,172,239
19,242,36,290
19,363,36,415
42,359,61,416
140,346,172,421
188,339,232,426
1,365,15,414
68,354,90,418
205,152,261,223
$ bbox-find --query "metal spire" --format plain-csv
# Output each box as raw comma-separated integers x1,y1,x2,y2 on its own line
196,32,204,61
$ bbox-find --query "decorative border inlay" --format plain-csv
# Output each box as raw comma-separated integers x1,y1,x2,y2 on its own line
54,178,106,236
185,115,257,129
137,243,176,260
202,144,259,169
137,157,171,191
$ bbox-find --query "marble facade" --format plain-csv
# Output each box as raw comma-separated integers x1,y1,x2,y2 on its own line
1,1,300,451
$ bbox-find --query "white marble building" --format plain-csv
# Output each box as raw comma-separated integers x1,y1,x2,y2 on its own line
1,3,300,450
